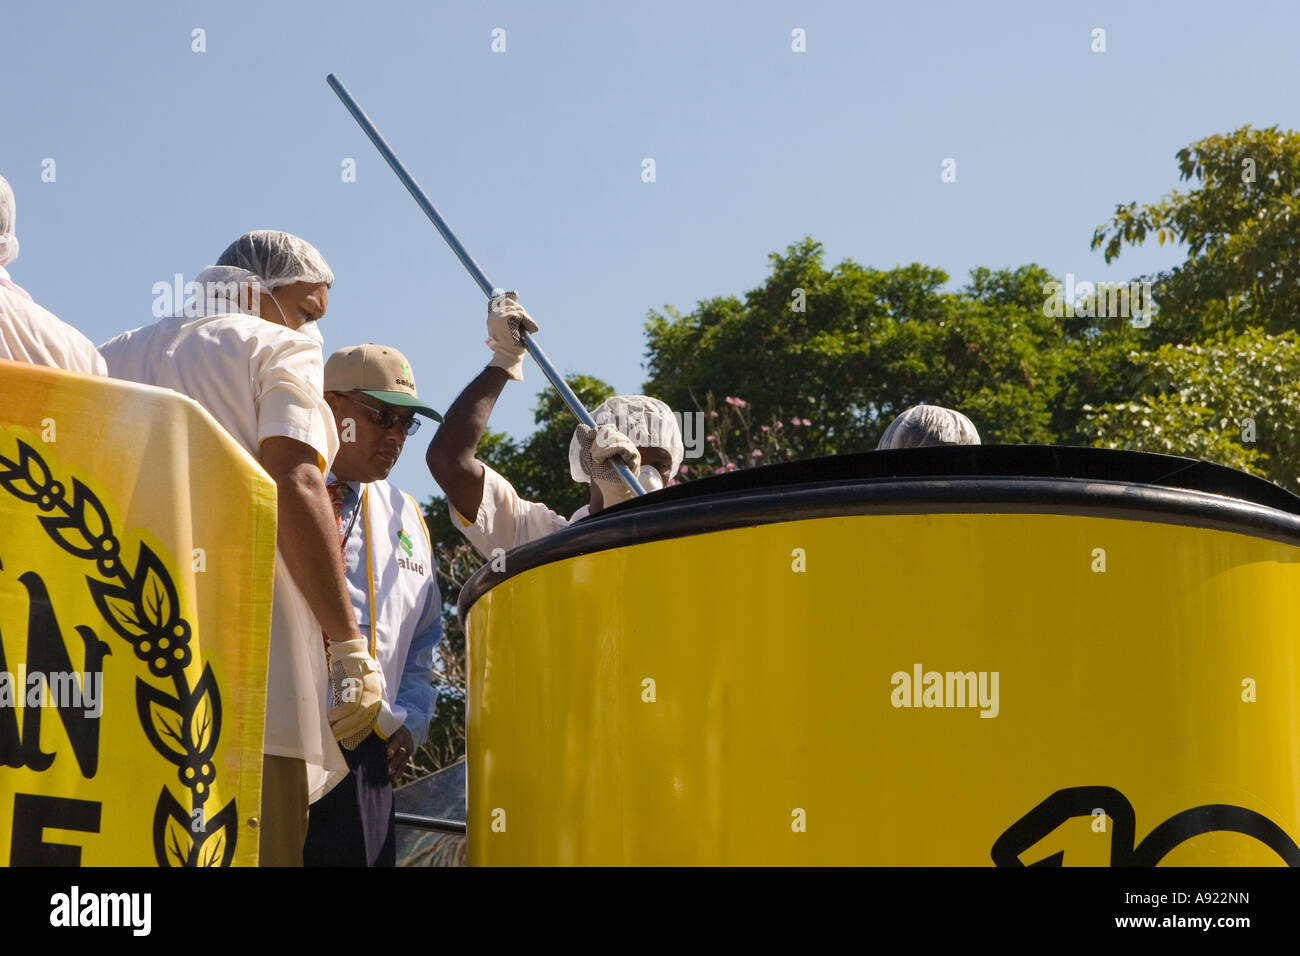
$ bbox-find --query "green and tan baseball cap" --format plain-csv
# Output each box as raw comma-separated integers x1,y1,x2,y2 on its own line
324,344,442,421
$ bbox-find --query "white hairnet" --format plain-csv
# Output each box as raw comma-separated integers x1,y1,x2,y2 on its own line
569,395,684,483
182,267,326,346
877,404,981,449
0,174,18,267
214,229,333,291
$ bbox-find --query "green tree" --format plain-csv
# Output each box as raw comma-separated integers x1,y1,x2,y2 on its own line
1081,328,1300,490
1091,125,1300,342
1084,125,1300,489
643,238,1139,460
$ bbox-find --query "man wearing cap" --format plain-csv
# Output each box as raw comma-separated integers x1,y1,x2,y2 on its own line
426,292,684,559
0,172,105,374
100,231,384,866
303,343,443,867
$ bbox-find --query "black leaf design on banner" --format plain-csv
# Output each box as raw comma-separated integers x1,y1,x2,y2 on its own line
1,435,238,866
195,799,238,867
153,787,195,867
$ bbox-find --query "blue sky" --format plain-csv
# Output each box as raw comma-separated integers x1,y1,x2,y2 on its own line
3,0,1297,499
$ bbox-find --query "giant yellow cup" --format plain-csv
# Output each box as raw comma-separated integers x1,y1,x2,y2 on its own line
461,446,1300,865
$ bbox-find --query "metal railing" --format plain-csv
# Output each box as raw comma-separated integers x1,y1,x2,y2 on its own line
394,812,466,835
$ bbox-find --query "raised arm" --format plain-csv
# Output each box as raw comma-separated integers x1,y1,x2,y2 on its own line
425,365,509,521
426,292,537,520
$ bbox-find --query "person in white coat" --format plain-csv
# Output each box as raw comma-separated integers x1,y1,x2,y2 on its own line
303,343,442,867
0,172,105,375
100,231,383,866
426,292,683,559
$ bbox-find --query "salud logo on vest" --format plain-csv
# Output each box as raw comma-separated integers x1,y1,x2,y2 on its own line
396,528,424,575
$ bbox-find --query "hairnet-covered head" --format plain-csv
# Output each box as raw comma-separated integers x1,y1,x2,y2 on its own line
877,404,981,449
214,230,333,291
0,174,19,267
569,395,683,483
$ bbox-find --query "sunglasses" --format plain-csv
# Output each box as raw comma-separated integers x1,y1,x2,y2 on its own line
340,393,422,436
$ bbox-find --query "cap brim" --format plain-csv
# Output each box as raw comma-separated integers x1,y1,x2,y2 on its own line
360,390,443,422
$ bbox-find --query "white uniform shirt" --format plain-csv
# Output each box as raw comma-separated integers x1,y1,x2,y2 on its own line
450,462,590,558
100,307,346,801
0,266,106,375
330,476,441,746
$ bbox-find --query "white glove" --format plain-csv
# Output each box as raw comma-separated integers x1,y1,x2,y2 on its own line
485,291,539,381
575,423,641,507
326,638,383,749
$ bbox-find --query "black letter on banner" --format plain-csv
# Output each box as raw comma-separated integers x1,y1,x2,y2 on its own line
10,793,101,865
0,578,19,766
18,571,110,776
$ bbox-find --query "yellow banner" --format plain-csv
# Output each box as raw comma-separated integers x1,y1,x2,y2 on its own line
0,359,276,866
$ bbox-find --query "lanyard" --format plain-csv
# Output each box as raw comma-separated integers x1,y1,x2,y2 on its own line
343,484,379,659
325,484,375,657
338,485,362,549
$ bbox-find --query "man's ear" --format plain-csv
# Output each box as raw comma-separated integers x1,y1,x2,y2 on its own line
242,275,265,317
